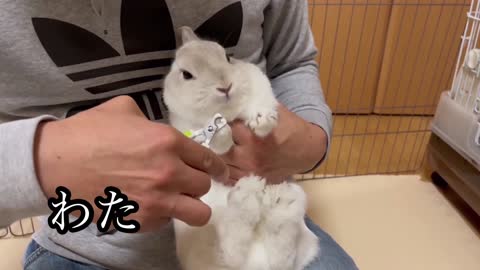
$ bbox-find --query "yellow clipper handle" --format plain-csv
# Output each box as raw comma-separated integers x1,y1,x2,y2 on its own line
183,130,193,138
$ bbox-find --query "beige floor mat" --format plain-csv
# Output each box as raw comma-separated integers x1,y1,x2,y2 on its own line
1,175,479,270
0,236,31,269
302,175,480,270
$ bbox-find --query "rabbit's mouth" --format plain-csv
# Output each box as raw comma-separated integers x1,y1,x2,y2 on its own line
216,83,233,101
215,91,232,103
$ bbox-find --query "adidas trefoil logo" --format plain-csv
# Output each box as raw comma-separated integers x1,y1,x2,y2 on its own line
31,0,243,119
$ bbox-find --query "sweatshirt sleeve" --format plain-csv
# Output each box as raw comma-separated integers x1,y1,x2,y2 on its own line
262,0,333,170
0,116,55,228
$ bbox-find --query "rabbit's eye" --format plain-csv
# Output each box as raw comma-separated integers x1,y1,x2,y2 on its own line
181,70,194,80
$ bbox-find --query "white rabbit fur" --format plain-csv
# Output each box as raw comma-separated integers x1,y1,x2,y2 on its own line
163,27,319,270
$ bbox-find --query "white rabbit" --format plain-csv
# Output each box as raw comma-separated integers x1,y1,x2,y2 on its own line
163,26,319,270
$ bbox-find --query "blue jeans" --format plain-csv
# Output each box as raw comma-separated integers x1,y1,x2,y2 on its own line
23,218,358,270
303,218,358,270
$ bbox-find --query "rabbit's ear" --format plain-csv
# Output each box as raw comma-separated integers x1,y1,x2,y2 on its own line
180,26,200,44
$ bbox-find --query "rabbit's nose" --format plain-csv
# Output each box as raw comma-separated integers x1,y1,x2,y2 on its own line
217,83,232,95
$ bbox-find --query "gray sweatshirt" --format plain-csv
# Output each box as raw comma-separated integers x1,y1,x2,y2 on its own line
0,0,332,269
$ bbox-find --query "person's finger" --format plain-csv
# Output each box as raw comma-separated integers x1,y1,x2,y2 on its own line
136,217,171,233
221,149,233,164
178,135,229,182
169,194,212,226
221,143,240,162
222,144,252,167
172,161,211,198
224,178,238,186
227,165,247,182
122,196,171,232
230,121,254,145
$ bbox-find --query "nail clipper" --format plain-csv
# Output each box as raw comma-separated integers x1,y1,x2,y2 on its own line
183,113,228,148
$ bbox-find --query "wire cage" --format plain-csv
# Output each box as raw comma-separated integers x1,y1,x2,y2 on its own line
451,0,480,113
448,0,480,156
427,0,480,214
0,219,36,239
1,0,472,238
299,0,471,180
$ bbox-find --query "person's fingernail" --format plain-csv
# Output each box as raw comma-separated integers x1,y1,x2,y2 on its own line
219,166,230,183
203,152,213,168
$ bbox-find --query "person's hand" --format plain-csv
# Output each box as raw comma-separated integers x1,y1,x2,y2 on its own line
221,104,327,185
34,96,228,231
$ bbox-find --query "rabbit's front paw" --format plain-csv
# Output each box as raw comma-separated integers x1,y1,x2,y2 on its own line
246,108,278,138
227,176,266,225
263,183,307,225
